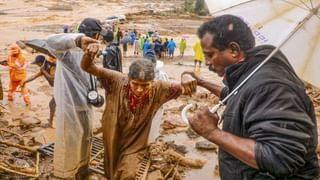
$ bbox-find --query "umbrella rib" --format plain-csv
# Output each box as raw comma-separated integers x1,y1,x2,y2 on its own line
279,0,309,10
298,0,311,10
210,0,256,15
310,0,313,9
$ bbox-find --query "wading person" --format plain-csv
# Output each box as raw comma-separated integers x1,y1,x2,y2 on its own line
46,17,107,179
193,40,204,69
80,39,197,180
7,43,30,106
22,55,56,127
167,38,176,59
179,38,187,58
185,15,319,179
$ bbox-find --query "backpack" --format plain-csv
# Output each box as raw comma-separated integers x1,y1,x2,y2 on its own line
102,44,122,72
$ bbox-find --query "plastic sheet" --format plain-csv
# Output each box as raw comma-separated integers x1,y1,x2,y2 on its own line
46,33,93,178
148,60,168,143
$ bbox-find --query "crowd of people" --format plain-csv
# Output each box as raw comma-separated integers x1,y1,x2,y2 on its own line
62,21,206,70
0,14,319,180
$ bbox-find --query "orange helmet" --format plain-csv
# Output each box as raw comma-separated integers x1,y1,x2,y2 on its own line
9,43,21,55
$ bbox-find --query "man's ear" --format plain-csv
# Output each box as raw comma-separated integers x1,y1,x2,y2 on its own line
228,42,241,58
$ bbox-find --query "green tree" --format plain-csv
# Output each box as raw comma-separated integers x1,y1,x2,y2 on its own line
195,0,209,16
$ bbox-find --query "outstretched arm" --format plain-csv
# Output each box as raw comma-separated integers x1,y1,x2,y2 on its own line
22,71,43,87
40,68,54,82
81,42,103,77
182,71,224,97
181,74,197,95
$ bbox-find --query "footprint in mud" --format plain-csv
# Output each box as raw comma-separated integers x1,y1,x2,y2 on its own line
37,85,50,92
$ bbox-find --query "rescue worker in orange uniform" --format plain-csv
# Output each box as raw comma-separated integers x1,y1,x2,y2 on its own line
7,43,30,106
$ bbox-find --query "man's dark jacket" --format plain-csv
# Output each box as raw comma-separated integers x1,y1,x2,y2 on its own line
219,45,319,180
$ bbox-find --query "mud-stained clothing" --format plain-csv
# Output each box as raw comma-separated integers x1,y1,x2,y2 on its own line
98,69,182,180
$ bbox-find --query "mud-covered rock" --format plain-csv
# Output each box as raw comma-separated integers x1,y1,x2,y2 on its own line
195,140,217,151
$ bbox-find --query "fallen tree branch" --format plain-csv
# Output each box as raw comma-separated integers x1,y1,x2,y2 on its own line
0,128,23,139
0,152,39,178
164,149,206,169
0,140,38,152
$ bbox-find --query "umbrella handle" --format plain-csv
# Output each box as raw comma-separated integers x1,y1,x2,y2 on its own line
181,103,223,125
209,103,223,114
181,104,194,125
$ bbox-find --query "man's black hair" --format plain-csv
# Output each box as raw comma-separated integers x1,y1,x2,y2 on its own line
78,18,103,38
101,30,114,42
197,15,255,52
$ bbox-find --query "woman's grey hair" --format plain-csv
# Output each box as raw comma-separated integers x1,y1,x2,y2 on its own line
128,59,155,81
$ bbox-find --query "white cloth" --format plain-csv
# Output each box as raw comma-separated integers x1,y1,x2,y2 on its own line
148,60,168,143
47,33,93,178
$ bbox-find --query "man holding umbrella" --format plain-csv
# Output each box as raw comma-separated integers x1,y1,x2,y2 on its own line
185,15,319,179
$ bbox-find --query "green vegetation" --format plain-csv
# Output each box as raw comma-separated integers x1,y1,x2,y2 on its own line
184,0,210,16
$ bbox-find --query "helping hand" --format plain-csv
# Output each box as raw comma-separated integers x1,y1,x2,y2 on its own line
181,73,197,95
189,106,220,138
20,80,26,87
85,43,100,60
182,71,201,83
80,36,99,51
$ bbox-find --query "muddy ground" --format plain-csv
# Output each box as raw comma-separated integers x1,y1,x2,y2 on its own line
0,0,221,179
0,0,319,179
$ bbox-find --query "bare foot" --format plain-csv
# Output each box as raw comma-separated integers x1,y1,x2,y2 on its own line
93,127,102,135
41,122,53,128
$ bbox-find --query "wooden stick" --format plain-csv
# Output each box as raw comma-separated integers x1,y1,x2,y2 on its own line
0,128,23,139
0,152,39,178
164,165,175,179
0,103,10,113
0,140,38,152
165,149,206,169
0,103,8,110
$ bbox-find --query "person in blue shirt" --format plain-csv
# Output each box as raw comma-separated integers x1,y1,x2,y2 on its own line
130,31,136,45
143,39,151,56
167,38,176,59
63,25,68,33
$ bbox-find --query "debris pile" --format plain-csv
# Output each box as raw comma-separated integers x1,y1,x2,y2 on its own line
305,83,320,116
0,128,40,178
145,137,206,180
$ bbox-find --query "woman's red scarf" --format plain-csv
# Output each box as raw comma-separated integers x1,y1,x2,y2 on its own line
127,84,150,112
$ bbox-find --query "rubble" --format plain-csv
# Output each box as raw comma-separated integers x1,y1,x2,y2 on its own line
185,128,200,139
146,137,206,179
195,140,218,151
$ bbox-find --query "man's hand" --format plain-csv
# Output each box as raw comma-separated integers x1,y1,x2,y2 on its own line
189,106,220,138
80,36,99,51
181,73,197,95
20,80,26,87
85,43,100,61
182,71,201,84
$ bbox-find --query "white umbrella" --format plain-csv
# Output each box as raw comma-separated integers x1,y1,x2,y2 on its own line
205,0,320,88
182,0,320,123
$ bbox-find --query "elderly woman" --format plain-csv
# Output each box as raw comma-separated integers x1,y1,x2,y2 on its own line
80,37,196,180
